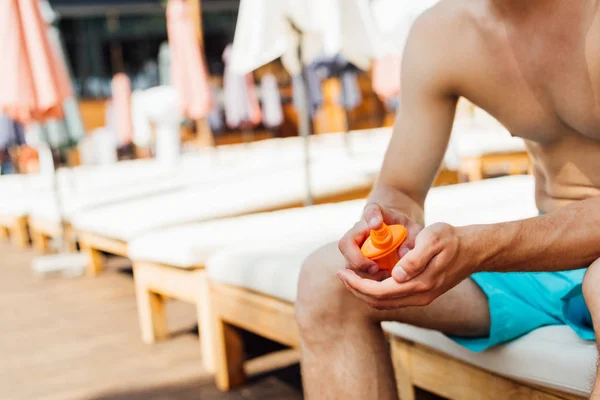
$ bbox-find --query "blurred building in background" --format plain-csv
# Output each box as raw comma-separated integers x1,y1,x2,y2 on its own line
50,0,239,99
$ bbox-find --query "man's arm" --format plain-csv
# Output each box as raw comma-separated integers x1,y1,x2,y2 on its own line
368,9,460,226
467,196,600,273
337,8,466,276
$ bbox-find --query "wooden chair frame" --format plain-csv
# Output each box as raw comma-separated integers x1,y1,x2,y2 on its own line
460,151,531,182
77,231,128,276
76,186,372,277
0,215,30,249
29,217,77,254
209,283,585,399
132,262,214,371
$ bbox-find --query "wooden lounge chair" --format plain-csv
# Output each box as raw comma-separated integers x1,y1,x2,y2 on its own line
0,214,29,248
32,128,393,253
0,173,49,248
205,176,590,399
126,176,535,373
206,246,592,399
75,157,379,276
128,201,365,372
450,112,531,182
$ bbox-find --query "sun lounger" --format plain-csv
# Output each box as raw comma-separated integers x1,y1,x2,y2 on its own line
74,154,382,276
128,200,365,371
203,177,591,398
126,175,536,373
26,128,392,252
206,245,592,399
0,173,52,247
450,117,530,181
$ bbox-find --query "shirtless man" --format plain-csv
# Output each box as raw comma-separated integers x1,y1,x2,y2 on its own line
296,0,600,398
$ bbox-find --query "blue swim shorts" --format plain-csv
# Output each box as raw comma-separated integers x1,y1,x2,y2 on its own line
450,268,595,352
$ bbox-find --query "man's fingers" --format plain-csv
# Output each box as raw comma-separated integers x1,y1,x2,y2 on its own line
393,229,440,282
338,221,376,271
363,203,384,229
338,269,439,309
338,269,420,300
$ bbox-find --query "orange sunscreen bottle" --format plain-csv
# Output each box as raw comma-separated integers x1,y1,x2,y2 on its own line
361,223,408,271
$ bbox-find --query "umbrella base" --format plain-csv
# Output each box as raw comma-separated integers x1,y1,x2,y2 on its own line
32,252,89,277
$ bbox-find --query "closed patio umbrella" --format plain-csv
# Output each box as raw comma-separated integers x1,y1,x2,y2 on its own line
111,73,134,147
167,0,214,146
0,0,73,252
229,0,387,205
229,0,438,205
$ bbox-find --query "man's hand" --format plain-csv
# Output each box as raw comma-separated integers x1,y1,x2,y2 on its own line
337,202,423,276
338,222,481,310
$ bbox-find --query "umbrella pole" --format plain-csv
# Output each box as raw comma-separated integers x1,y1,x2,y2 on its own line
289,23,314,206
297,70,314,206
188,0,216,149
339,76,353,156
40,124,69,251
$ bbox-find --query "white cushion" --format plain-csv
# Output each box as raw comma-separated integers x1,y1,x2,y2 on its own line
131,175,536,267
453,126,526,158
72,155,379,241
381,323,595,397
128,200,365,267
206,176,537,302
25,129,390,223
207,242,323,303
425,175,538,226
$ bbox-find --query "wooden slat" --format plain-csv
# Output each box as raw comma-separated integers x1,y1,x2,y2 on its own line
30,219,77,252
391,338,416,400
31,229,51,254
391,338,585,400
0,225,9,239
77,231,128,257
132,262,215,372
213,318,246,391
10,216,30,249
211,284,299,349
461,152,531,182
29,217,62,238
134,262,204,304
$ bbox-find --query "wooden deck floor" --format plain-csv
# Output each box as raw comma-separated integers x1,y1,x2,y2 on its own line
0,240,442,400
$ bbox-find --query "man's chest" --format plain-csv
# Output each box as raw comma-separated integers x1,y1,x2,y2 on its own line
467,9,600,144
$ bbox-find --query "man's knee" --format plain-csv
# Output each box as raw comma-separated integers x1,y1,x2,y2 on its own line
584,259,600,308
296,243,356,337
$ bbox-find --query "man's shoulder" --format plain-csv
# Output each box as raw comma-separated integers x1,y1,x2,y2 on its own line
404,0,499,92
413,0,489,45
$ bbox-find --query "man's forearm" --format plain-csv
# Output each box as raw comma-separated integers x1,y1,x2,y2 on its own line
465,196,600,273
367,183,425,226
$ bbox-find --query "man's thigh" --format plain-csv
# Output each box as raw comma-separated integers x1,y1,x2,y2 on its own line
300,242,491,338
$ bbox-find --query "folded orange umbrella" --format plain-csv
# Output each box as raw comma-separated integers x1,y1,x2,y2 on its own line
111,73,134,145
0,0,72,124
167,0,213,120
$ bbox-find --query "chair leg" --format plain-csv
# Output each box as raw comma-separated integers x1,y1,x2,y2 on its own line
461,157,484,182
134,272,169,344
391,339,416,400
64,226,78,252
81,242,105,276
213,316,246,391
31,230,52,254
11,217,29,249
0,225,9,240
196,273,215,372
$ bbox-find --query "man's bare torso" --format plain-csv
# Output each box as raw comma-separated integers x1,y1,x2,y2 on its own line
434,0,600,212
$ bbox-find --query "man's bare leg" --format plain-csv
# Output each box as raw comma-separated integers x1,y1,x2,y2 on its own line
583,258,600,399
296,243,491,400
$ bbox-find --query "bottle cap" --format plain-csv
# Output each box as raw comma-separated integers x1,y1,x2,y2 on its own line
361,223,408,260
